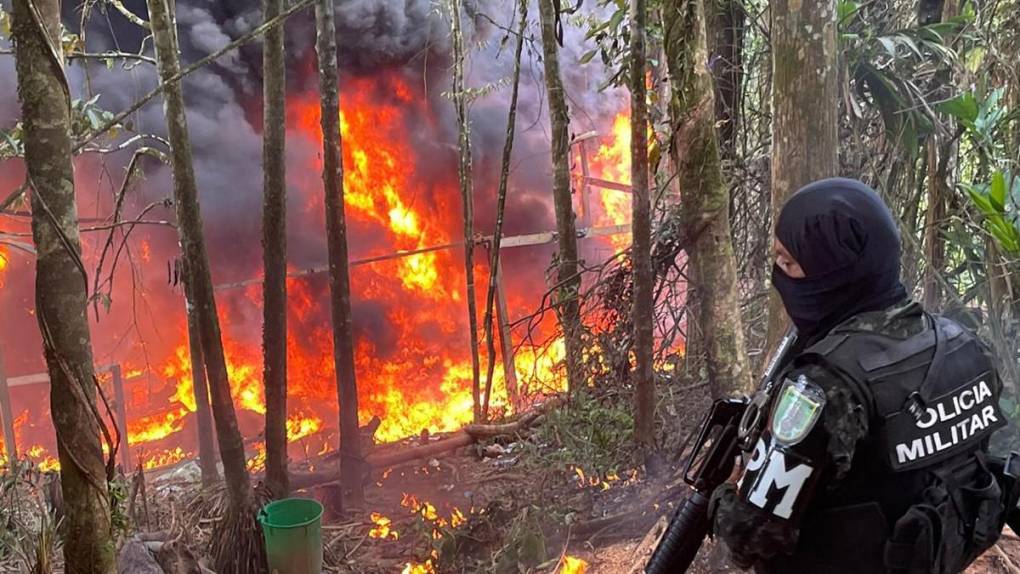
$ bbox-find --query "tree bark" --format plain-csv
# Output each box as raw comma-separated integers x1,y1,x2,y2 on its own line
708,0,746,160
765,0,839,350
986,240,1018,394
630,0,656,450
262,0,289,500
147,4,260,569
537,0,583,393
12,0,117,570
315,0,365,507
665,0,753,397
483,0,527,419
921,141,945,309
920,0,958,310
450,0,483,423
183,263,220,486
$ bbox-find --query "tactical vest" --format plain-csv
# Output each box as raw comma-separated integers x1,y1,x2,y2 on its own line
764,310,1008,574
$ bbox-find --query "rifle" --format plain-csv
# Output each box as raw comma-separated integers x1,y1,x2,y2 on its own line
644,329,799,573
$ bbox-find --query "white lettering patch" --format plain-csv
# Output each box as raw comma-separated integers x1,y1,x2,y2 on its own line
886,374,1006,471
739,436,815,520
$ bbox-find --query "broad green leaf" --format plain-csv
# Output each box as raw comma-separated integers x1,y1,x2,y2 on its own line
579,49,597,65
938,91,979,124
965,184,994,215
991,171,1007,212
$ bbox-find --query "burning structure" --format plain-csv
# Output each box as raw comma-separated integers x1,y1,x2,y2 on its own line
0,1,636,473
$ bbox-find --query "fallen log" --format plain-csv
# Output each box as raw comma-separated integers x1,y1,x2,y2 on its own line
289,396,564,492
463,395,564,439
289,431,474,492
367,431,475,469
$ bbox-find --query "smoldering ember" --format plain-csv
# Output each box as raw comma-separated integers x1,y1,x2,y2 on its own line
1,0,1019,573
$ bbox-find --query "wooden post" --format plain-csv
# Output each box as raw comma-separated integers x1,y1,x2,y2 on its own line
492,257,518,404
110,365,132,471
0,345,17,462
577,137,593,228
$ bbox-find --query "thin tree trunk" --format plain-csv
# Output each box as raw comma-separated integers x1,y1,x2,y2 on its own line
147,0,263,570
922,140,945,308
183,263,220,486
483,0,528,419
765,0,839,350
262,0,289,500
450,0,483,423
708,0,746,160
920,0,958,310
665,0,753,397
986,241,1018,394
537,0,583,393
12,0,116,570
315,0,365,507
630,0,656,451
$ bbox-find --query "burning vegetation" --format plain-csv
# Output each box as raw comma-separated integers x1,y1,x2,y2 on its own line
11,0,1006,570
0,73,637,478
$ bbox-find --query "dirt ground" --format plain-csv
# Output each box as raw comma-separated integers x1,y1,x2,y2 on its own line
297,439,1020,574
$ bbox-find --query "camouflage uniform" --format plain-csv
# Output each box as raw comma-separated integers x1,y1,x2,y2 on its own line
710,300,1007,573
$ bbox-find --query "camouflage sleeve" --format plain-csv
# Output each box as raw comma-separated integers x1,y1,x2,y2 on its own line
709,364,869,569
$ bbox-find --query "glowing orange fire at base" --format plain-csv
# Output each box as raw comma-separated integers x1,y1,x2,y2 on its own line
368,512,398,540
559,556,590,574
0,245,8,287
401,561,436,574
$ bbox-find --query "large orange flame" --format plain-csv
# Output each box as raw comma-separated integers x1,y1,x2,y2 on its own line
6,72,623,472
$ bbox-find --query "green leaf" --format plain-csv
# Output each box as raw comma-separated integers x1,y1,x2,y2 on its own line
837,0,860,23
991,171,1007,212
579,49,597,65
964,184,994,215
938,91,979,124
607,8,625,32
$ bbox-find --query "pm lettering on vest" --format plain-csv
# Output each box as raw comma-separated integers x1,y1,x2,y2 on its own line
739,436,817,520
885,374,1006,471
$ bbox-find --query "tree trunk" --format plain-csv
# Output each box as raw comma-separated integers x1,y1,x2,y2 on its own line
665,0,753,398
765,0,839,350
183,262,220,486
315,0,365,507
11,0,117,570
147,1,263,570
262,0,289,500
920,0,958,310
986,240,1018,395
537,0,583,393
483,0,527,419
921,141,945,309
708,0,746,160
630,0,656,451
450,0,483,423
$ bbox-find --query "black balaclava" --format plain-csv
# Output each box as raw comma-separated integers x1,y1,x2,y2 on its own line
772,177,908,340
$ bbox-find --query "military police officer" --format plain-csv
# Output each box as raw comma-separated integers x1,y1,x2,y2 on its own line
710,178,1018,573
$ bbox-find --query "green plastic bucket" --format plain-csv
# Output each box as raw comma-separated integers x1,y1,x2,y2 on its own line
258,498,324,574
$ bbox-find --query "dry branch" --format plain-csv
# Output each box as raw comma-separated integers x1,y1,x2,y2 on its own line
289,397,563,491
